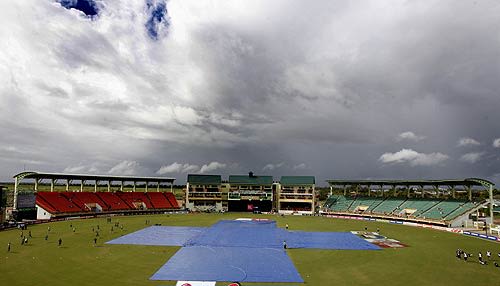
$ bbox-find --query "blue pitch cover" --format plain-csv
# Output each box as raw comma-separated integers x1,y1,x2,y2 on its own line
107,219,380,282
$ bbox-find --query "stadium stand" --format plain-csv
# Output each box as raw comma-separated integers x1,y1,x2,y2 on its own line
418,200,469,220
147,192,173,209
371,197,406,214
37,192,81,213
327,195,354,212
348,197,383,212
323,195,481,225
35,191,179,218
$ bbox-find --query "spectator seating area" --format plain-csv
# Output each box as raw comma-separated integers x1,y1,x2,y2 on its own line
323,195,480,223
36,191,179,216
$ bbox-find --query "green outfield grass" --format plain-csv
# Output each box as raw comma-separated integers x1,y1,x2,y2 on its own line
1,213,500,286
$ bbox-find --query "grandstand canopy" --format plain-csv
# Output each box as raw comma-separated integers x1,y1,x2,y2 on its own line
229,174,273,185
326,178,496,223
12,171,176,211
13,171,175,184
280,176,315,186
326,178,494,188
187,174,222,185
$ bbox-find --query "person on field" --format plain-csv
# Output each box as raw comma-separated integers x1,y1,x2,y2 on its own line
7,242,11,252
463,252,468,261
486,251,491,260
283,240,287,249
93,237,97,247
58,238,62,247
478,252,483,263
285,224,289,230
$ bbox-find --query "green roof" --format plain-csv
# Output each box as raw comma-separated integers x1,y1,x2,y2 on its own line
326,178,494,188
229,175,273,185
187,174,222,185
280,176,315,185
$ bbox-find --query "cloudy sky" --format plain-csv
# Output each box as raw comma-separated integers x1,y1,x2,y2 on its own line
1,0,500,185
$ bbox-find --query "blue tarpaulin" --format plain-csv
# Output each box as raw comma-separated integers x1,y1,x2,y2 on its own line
150,246,304,283
106,226,206,246
107,220,380,282
185,220,286,248
285,231,381,250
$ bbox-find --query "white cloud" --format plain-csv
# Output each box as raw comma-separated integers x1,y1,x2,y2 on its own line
379,149,449,166
293,163,307,170
199,161,226,173
156,162,200,174
63,163,103,174
459,152,484,164
397,131,426,142
108,160,140,175
493,138,500,148
457,137,481,147
262,162,284,171
157,161,226,174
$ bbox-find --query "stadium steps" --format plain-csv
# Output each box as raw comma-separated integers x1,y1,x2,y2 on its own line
393,199,440,216
364,198,385,212
147,192,172,209
348,197,384,212
164,192,179,208
96,192,131,211
418,200,464,220
443,202,478,220
326,196,354,212
117,192,152,209
60,192,91,212
35,193,58,213
371,197,407,214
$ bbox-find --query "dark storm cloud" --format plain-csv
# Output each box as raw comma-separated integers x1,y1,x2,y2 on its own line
0,0,499,185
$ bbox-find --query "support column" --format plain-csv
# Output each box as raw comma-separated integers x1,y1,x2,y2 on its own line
406,186,410,198
367,184,371,197
434,185,439,198
467,185,472,201
170,182,173,192
51,179,55,192
392,185,396,197
329,185,333,196
80,180,84,192
311,185,315,213
421,185,424,198
145,182,148,192
107,180,111,192
185,182,190,208
452,185,456,199
343,185,346,196
120,181,124,192
133,181,136,192
94,180,98,193
489,184,494,234
66,179,70,191
13,177,19,211
34,179,39,192
157,182,160,192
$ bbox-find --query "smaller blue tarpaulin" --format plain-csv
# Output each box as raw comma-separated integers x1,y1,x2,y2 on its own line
106,226,206,246
150,246,304,283
185,220,286,249
284,231,381,250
